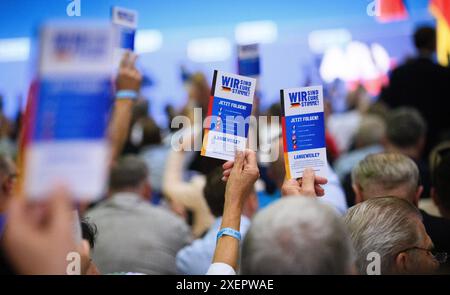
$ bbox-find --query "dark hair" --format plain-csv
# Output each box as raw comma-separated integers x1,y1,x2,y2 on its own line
109,156,148,191
386,107,427,148
81,218,98,249
414,26,436,52
141,118,162,146
203,167,226,217
434,153,450,211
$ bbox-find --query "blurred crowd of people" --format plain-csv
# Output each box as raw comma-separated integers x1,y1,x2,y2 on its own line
0,25,450,275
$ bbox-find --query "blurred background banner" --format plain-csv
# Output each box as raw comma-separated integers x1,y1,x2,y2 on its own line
429,0,450,66
376,0,409,23
0,0,438,126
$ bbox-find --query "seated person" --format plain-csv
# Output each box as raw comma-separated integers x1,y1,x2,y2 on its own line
86,156,191,274
345,197,440,274
207,150,355,275
351,152,450,271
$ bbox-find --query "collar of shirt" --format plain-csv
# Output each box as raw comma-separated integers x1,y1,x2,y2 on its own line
108,192,145,208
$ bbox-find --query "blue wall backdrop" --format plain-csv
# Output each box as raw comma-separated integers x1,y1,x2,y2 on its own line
0,0,434,125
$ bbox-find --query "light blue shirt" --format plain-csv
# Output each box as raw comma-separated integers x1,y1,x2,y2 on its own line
176,216,251,275
319,164,348,215
139,145,170,192
257,165,348,216
334,145,384,182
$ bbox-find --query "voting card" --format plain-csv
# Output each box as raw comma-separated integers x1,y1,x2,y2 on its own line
201,70,256,161
237,44,260,77
23,21,114,200
281,86,327,179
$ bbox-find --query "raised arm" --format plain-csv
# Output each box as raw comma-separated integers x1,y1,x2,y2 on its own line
209,150,259,273
108,52,142,164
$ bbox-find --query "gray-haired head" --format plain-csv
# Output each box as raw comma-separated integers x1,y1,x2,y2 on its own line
109,155,149,192
351,152,420,204
241,197,354,275
354,115,386,149
386,107,427,149
344,197,423,275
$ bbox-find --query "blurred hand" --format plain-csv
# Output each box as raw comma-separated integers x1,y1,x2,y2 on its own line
281,168,328,197
116,51,142,92
2,188,77,275
222,150,260,208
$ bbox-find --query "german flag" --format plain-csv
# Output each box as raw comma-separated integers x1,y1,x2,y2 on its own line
221,86,231,92
430,0,450,66
376,0,408,23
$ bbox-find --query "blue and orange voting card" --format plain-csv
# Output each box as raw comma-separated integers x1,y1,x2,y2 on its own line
201,70,256,161
281,86,327,179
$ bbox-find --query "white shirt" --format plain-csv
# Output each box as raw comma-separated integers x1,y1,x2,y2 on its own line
206,263,236,275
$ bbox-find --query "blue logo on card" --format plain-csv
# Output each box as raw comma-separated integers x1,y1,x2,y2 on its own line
117,11,135,23
289,90,320,108
53,32,108,60
221,76,252,97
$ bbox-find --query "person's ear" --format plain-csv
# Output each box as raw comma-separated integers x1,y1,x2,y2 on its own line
353,184,364,204
394,252,409,274
4,178,13,196
144,182,152,201
1,179,7,195
417,136,426,153
414,185,423,207
381,136,389,149
431,187,440,208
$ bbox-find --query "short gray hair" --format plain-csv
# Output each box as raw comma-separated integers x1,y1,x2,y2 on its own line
386,107,426,148
344,197,422,274
354,115,386,148
241,197,354,274
351,152,419,202
109,155,148,191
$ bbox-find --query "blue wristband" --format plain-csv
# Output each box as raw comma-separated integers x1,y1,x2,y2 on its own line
217,227,241,242
116,90,138,100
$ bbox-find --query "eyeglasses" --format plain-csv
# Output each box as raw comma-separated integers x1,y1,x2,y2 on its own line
397,247,448,264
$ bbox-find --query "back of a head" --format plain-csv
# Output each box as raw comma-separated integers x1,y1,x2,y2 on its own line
414,26,436,52
81,218,98,249
354,115,386,148
132,100,149,122
203,167,227,218
352,152,419,202
434,152,450,213
109,156,149,192
141,118,162,146
344,197,422,274
386,107,427,149
241,197,353,275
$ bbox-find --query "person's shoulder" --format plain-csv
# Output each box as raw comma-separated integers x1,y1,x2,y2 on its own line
146,205,189,229
421,209,450,228
84,199,111,219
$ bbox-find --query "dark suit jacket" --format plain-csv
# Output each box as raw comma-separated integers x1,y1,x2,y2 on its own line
380,57,450,154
